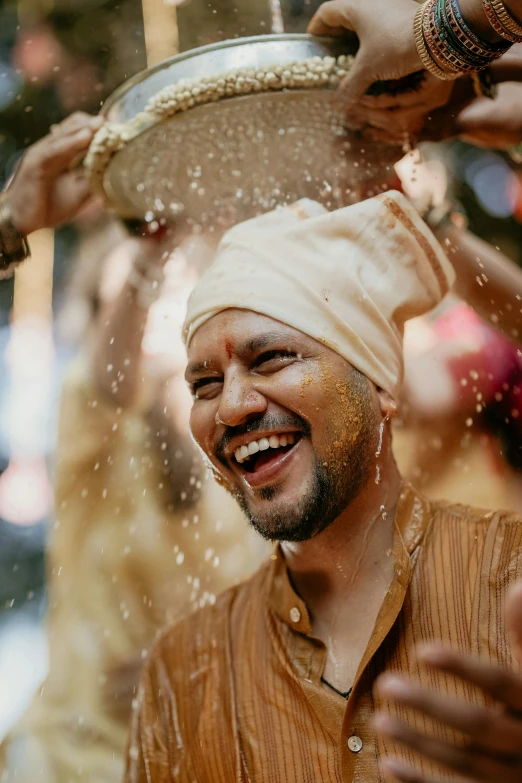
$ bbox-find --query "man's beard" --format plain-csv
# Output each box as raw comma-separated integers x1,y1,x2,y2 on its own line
232,434,372,543
214,368,376,543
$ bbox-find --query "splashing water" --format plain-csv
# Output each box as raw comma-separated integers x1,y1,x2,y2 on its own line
375,419,385,483
375,420,385,458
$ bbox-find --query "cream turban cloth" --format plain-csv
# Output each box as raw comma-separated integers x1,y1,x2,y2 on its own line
183,191,455,398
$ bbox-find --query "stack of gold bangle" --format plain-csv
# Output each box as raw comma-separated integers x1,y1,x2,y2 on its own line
414,4,460,80
414,0,517,81
0,194,31,279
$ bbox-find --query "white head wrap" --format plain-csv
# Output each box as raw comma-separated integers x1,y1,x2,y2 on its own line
183,191,455,398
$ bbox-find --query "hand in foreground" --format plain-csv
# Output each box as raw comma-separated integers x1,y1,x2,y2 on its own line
374,581,522,782
345,42,522,147
454,81,522,148
308,0,454,139
420,47,522,147
4,111,103,236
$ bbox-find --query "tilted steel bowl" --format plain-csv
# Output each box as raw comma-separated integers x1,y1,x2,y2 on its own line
96,34,406,229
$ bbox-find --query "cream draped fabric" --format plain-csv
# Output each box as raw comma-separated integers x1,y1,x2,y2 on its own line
183,191,455,398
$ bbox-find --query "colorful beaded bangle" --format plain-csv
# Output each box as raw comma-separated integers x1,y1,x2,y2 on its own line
437,0,494,69
490,0,522,36
450,0,510,54
416,0,511,85
414,2,461,79
483,0,522,41
422,0,461,75
446,0,509,62
424,0,467,72
424,19,464,72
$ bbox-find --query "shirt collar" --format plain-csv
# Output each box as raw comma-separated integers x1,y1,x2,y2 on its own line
267,482,432,632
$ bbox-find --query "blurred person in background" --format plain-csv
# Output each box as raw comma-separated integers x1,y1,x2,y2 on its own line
0,113,262,783
397,144,522,512
1,0,146,158
396,297,522,509
392,148,522,512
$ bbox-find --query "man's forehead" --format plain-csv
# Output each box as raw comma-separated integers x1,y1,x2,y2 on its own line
189,310,300,349
186,310,307,371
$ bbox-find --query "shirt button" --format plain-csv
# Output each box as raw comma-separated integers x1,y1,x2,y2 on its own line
347,735,363,753
289,607,301,623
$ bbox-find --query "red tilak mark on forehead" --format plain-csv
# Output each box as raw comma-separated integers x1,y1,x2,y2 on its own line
225,341,233,360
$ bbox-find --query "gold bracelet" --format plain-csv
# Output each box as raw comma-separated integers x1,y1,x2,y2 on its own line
483,0,522,41
0,194,31,279
490,0,522,36
414,3,461,81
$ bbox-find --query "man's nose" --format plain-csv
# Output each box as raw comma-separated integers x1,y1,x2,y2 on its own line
215,370,267,427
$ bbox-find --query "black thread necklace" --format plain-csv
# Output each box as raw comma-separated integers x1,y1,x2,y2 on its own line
321,677,353,700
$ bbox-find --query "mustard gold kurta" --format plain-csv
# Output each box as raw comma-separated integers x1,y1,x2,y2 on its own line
126,483,522,782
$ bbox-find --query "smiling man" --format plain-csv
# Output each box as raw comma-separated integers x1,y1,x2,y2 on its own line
125,192,522,783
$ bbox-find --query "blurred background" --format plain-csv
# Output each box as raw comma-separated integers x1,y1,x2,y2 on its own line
0,0,521,769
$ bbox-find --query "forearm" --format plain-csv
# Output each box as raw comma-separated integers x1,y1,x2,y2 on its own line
456,0,522,41
459,0,506,41
436,223,522,343
93,281,149,409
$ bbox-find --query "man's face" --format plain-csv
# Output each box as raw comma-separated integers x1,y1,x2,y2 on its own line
186,310,382,542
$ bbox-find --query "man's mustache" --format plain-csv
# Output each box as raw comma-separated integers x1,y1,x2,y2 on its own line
215,412,310,463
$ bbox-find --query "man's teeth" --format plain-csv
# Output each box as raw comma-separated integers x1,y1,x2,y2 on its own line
234,434,296,464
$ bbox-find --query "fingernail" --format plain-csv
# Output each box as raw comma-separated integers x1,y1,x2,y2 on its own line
76,128,92,140
380,757,404,776
385,679,409,697
376,676,408,696
89,115,103,126
417,644,447,664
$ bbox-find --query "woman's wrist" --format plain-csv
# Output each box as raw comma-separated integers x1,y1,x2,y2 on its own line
459,0,505,41
0,193,31,279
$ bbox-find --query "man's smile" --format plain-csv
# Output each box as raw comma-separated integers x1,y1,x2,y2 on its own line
220,430,305,489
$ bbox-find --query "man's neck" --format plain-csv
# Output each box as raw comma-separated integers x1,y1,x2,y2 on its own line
280,451,402,623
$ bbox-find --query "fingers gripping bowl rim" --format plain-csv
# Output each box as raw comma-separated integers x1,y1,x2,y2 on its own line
84,34,422,226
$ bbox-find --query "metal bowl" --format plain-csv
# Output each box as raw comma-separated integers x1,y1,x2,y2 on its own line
99,34,404,226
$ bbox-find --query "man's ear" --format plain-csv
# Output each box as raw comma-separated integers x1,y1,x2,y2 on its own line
377,388,398,420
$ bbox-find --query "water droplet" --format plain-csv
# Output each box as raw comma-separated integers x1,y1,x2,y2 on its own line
375,420,385,458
